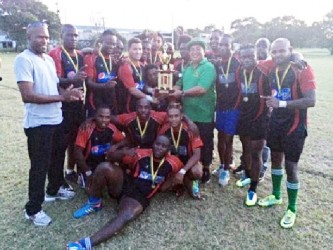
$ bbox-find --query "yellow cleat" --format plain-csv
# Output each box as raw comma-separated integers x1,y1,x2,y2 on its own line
280,210,296,229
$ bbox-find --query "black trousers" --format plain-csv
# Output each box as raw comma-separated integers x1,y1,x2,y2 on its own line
24,123,67,215
194,122,214,167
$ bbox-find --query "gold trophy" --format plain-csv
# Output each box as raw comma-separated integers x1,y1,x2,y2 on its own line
156,42,174,95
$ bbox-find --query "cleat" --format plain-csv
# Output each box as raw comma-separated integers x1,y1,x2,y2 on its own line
236,177,251,187
258,194,282,207
212,165,223,177
67,241,85,250
24,209,52,226
232,164,244,175
65,171,78,183
245,191,257,206
74,202,102,219
45,184,75,202
280,210,296,229
218,170,230,187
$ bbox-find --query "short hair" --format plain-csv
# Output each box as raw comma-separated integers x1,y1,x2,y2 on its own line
167,102,183,113
26,21,48,34
255,38,270,48
143,64,159,82
222,34,233,41
61,24,76,36
272,38,291,48
102,29,116,38
95,104,111,113
128,37,142,49
239,43,255,51
211,29,224,36
177,34,192,48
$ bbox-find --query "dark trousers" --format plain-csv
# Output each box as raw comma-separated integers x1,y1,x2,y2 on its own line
24,123,67,215
195,122,214,167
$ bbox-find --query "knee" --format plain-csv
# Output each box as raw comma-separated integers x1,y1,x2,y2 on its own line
188,164,203,180
94,162,117,176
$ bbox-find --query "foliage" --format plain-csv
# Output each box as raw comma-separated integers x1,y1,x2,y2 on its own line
321,10,333,54
230,17,263,44
0,0,61,49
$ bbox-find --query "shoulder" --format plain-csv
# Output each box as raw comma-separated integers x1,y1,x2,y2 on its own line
136,148,152,159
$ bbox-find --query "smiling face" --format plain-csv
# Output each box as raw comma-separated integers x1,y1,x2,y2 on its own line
271,39,292,66
95,107,111,129
101,34,117,55
153,135,170,159
189,44,205,64
167,107,183,128
28,25,49,55
128,42,143,61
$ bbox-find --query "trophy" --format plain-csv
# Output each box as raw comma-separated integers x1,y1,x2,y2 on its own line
156,42,174,95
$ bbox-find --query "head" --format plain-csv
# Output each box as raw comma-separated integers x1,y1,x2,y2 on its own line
239,44,256,70
94,105,111,129
167,103,183,128
153,135,171,159
128,37,143,61
61,24,78,51
166,42,174,56
209,29,224,53
152,32,164,51
187,38,206,64
218,34,233,58
27,22,49,55
270,38,292,65
136,98,151,120
177,35,192,60
112,39,124,61
141,39,152,62
101,29,117,55
255,38,270,60
143,64,159,87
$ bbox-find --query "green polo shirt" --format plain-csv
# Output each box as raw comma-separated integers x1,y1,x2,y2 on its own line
177,58,216,123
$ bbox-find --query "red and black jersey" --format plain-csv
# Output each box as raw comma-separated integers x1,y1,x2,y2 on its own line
116,111,166,148
268,64,316,135
117,59,145,114
238,65,271,122
158,121,203,164
75,120,124,169
84,53,117,114
49,46,85,110
215,56,242,111
122,149,183,199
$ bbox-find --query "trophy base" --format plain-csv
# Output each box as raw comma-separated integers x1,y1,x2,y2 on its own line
155,89,175,96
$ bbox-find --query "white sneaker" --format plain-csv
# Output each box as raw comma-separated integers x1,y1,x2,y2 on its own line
218,170,230,186
24,210,52,226
212,165,224,177
45,184,75,202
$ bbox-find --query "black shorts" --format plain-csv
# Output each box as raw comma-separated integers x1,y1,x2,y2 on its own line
63,108,85,135
267,127,307,162
119,175,150,210
237,115,269,140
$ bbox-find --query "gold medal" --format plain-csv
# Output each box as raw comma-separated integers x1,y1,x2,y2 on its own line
151,184,156,189
243,96,249,102
225,83,229,88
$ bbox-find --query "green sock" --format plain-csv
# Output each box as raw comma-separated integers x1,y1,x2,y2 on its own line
271,168,283,199
287,181,300,213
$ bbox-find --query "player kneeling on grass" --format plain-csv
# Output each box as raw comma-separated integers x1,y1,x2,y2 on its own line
67,135,183,250
159,103,203,198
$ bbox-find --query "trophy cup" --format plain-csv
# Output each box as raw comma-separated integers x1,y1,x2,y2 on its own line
156,42,174,95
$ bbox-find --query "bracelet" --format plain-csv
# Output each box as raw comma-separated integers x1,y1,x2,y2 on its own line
181,90,185,97
85,170,92,177
179,168,186,175
279,100,287,108
145,95,153,102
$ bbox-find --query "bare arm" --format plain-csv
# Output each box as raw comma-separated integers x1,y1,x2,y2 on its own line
75,146,90,173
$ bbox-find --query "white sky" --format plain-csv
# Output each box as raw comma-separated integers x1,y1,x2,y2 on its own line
40,0,333,32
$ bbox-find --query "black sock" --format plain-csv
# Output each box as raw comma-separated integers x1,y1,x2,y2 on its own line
249,180,258,192
245,169,251,178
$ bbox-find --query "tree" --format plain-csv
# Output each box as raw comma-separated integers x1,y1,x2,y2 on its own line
0,0,61,49
230,17,263,44
321,10,333,54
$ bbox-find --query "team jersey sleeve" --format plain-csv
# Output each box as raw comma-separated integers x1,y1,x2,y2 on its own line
167,155,184,173
75,126,91,149
118,63,136,89
48,48,63,77
84,54,96,78
122,150,138,165
111,125,125,143
190,135,204,151
299,65,316,93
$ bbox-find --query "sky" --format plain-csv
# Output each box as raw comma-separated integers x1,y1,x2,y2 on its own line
40,0,333,32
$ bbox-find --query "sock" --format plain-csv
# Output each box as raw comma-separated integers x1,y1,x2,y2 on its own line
287,181,300,213
271,168,284,199
88,196,101,204
249,180,258,192
66,169,74,174
79,237,92,250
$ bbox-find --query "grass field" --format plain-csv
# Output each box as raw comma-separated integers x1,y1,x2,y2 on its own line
0,49,332,250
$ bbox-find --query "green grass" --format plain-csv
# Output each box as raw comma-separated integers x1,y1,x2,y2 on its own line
0,50,333,250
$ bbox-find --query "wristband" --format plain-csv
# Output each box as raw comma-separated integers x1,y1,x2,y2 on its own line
146,95,153,102
179,168,186,175
85,170,92,177
181,90,185,97
279,100,287,108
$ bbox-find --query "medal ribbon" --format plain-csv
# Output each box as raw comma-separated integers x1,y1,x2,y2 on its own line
98,51,112,75
275,63,291,93
136,117,149,138
129,60,142,82
220,57,231,84
150,155,165,188
61,45,78,72
243,69,254,96
171,123,183,151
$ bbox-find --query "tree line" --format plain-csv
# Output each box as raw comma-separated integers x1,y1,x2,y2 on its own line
1,0,333,54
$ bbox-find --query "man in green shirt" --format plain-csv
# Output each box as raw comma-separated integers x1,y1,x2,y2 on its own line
171,38,216,183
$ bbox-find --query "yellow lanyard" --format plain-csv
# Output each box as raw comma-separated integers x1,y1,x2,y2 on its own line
61,45,78,72
243,69,254,95
171,123,183,151
129,60,142,82
275,64,291,93
150,155,165,188
220,57,231,83
136,117,149,138
98,51,112,75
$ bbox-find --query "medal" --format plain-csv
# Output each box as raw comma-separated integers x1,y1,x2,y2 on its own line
225,83,229,88
243,97,248,102
150,155,165,189
152,183,156,189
